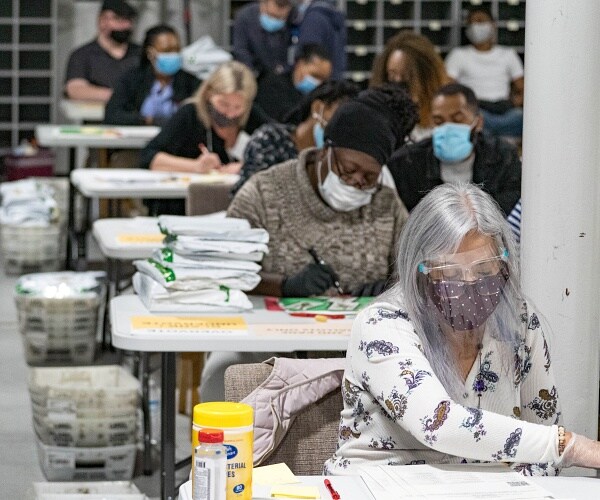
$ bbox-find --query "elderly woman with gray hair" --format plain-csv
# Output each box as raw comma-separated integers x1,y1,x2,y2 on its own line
325,183,600,476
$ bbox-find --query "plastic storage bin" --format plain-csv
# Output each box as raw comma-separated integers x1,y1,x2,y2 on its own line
15,272,106,365
33,412,138,447
4,149,54,181
35,440,137,481
1,222,64,274
32,481,144,500
28,365,140,411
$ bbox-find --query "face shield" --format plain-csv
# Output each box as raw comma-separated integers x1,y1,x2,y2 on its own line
418,243,510,331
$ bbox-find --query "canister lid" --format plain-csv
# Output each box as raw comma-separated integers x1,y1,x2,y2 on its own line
193,402,253,428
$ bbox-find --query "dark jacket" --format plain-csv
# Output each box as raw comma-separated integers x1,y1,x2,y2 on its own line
387,133,521,214
139,102,271,169
297,0,347,79
232,2,293,75
254,72,303,122
104,64,200,126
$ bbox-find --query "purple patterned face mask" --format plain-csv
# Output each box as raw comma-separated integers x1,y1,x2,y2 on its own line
426,268,509,331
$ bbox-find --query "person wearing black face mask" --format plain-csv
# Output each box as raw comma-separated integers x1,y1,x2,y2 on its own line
64,0,141,103
139,61,271,215
387,83,521,216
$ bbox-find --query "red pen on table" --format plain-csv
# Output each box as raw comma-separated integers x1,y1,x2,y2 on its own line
324,479,340,500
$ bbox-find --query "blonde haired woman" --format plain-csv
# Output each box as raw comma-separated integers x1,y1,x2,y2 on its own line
140,61,270,176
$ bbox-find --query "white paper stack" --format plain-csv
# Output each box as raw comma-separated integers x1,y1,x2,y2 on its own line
0,178,58,226
133,213,268,312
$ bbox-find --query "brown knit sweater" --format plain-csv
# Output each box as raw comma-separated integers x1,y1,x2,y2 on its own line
227,148,408,291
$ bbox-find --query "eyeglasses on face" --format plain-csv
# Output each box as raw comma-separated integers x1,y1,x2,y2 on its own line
331,148,381,191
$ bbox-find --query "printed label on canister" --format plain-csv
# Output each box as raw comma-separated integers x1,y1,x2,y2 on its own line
193,424,253,499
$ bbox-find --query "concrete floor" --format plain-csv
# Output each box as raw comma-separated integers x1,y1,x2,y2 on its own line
0,250,192,499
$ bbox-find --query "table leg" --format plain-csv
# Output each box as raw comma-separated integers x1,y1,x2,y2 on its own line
66,147,76,270
141,352,153,475
162,352,177,500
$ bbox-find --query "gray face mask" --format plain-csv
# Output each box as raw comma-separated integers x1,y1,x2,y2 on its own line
207,102,242,128
426,268,509,331
466,22,494,45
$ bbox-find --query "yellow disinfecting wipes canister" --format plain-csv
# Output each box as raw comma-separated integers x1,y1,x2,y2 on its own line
193,402,253,499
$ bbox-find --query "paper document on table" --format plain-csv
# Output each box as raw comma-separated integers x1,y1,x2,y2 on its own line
252,323,352,336
130,315,247,335
117,234,165,244
270,485,320,499
253,463,300,486
360,464,558,499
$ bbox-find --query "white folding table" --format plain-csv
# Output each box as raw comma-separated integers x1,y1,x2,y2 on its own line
70,169,238,269
111,294,352,500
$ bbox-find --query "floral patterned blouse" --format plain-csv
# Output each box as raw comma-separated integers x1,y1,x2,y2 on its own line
324,299,563,476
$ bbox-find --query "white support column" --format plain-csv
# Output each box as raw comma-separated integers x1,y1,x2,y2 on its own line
521,0,600,441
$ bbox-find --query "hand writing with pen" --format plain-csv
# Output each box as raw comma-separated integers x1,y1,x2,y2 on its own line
194,143,242,175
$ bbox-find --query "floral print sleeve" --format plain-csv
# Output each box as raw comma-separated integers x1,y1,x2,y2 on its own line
511,302,562,476
347,302,560,466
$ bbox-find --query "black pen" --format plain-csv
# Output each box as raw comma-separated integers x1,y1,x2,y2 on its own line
308,247,345,295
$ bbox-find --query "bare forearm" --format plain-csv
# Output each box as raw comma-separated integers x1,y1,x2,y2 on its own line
149,152,199,173
65,79,112,103
250,272,284,297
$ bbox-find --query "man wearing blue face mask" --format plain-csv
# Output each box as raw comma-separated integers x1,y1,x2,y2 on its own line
254,44,332,121
233,0,294,76
387,83,521,215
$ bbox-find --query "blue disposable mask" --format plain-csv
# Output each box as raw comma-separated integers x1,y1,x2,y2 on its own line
155,53,182,76
432,122,475,163
313,122,325,148
260,13,286,32
295,75,321,95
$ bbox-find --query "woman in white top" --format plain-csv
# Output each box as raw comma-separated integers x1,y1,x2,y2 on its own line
325,183,600,476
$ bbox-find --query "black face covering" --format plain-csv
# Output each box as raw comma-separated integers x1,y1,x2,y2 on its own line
207,102,242,128
109,29,132,44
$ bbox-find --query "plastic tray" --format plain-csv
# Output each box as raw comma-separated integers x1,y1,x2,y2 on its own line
32,481,144,500
1,223,65,274
28,366,140,411
23,331,96,365
36,439,137,481
34,412,138,447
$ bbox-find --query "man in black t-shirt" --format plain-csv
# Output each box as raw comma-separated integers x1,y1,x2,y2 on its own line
64,0,141,103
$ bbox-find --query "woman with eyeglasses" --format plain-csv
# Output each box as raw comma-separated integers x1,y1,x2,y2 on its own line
199,84,417,402
325,183,600,475
231,80,359,195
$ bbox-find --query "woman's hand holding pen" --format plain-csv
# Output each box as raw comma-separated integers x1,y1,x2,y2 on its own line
281,263,338,297
195,143,222,173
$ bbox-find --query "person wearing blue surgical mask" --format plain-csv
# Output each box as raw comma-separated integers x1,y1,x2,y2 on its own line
254,43,333,121
232,0,294,75
104,24,200,127
387,82,521,216
232,80,359,195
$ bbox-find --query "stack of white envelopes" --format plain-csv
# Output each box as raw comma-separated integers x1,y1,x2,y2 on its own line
133,212,268,312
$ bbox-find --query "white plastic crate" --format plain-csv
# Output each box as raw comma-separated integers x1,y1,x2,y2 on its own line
23,332,96,365
36,439,137,481
32,481,144,500
34,412,138,447
1,222,65,274
32,401,138,420
29,366,140,412
15,272,106,364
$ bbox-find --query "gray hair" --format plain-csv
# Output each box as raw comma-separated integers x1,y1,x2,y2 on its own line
385,183,521,400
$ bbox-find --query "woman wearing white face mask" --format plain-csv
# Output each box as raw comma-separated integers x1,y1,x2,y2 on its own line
227,83,418,299
199,85,418,403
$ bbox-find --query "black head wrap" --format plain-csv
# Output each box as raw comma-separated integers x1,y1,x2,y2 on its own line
324,83,418,165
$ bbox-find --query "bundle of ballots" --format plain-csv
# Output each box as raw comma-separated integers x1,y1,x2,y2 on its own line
0,178,59,226
133,213,268,312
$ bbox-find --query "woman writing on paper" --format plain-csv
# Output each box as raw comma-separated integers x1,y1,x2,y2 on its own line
325,184,600,476
139,61,270,176
200,84,418,401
